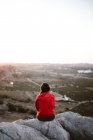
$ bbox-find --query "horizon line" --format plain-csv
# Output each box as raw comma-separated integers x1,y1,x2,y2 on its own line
0,62,93,65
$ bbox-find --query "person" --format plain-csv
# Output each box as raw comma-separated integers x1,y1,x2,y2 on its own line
35,83,55,121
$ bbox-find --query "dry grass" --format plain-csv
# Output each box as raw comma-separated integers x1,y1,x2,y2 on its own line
0,90,37,121
0,90,36,102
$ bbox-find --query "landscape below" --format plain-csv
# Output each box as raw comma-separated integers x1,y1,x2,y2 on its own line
0,63,93,122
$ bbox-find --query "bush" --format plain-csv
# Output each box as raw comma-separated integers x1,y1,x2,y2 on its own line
17,105,29,113
0,100,3,104
7,103,16,111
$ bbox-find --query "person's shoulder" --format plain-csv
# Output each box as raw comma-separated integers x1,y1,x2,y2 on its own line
49,91,55,97
36,93,41,99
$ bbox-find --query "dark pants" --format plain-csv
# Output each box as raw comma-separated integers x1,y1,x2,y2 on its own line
37,114,55,122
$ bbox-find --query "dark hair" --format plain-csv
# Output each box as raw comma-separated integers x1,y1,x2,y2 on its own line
41,83,50,93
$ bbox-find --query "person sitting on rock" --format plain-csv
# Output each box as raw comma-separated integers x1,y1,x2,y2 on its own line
35,83,55,121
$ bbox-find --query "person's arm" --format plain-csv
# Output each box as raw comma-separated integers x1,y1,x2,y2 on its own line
52,94,55,108
34,97,39,111
49,94,55,110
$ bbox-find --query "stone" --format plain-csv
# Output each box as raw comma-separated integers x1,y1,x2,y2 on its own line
0,122,49,140
0,112,93,140
16,118,70,140
56,111,93,140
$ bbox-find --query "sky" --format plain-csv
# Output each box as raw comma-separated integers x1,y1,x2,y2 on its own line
0,0,93,64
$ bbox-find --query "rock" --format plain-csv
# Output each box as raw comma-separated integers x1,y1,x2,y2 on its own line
0,118,70,140
16,119,70,140
56,111,93,140
0,112,93,140
0,122,49,140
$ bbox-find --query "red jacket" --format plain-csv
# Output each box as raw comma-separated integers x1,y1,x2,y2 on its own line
35,92,55,117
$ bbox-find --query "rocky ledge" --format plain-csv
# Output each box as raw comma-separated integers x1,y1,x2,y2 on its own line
0,111,93,140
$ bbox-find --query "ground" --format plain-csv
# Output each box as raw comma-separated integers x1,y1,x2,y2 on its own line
0,63,93,121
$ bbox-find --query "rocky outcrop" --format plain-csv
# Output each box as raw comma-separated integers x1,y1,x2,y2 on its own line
16,118,70,140
0,112,93,140
56,112,93,140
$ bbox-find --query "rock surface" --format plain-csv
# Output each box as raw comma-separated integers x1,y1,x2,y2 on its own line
56,112,93,140
16,118,70,140
0,112,93,140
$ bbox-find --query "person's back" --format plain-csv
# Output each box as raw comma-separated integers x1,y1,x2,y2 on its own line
35,83,55,121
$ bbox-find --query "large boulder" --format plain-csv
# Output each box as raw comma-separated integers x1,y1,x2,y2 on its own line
56,111,93,140
16,118,70,140
0,118,70,140
0,122,49,140
0,112,93,140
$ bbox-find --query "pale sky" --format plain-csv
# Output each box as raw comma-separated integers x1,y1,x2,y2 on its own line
0,0,93,64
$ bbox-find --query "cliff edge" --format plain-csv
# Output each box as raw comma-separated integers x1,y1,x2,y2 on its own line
0,111,93,140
